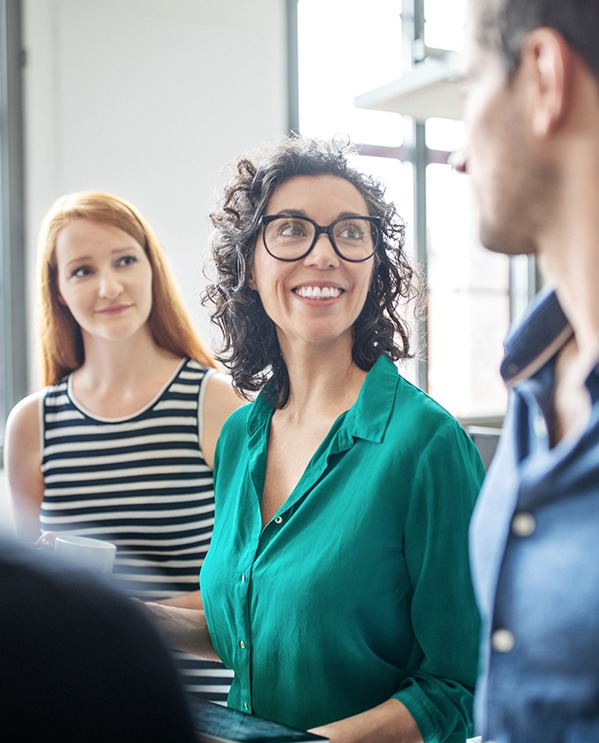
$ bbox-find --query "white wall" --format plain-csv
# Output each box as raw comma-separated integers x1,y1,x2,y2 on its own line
23,0,288,387
0,0,287,531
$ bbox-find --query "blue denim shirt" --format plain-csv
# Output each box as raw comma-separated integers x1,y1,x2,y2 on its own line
470,288,599,742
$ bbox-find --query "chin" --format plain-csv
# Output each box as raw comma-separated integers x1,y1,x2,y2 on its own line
479,224,537,257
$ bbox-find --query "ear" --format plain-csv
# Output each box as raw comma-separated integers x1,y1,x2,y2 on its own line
521,28,572,137
57,293,67,306
247,270,257,290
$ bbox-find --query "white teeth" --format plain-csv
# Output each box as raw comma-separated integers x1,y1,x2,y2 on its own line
295,286,342,299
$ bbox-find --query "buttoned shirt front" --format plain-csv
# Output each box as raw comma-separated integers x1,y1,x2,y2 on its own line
470,288,599,742
202,354,484,741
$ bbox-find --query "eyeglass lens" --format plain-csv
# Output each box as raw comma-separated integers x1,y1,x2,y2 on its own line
263,216,378,261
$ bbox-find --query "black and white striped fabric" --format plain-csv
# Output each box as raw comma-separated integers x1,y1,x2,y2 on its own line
39,357,233,704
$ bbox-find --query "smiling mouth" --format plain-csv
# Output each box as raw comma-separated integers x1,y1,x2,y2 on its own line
293,286,343,299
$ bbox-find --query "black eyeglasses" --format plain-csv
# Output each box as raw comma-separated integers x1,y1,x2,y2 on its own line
259,214,381,263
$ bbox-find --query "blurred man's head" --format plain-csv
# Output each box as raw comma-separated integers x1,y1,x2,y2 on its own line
471,0,599,79
458,0,599,256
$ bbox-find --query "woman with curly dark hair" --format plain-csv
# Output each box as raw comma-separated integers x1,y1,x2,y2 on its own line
148,137,485,742
205,136,416,409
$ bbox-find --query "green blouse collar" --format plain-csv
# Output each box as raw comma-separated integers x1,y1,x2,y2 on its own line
246,354,399,445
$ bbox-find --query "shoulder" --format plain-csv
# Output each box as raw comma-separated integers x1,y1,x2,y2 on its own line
186,360,244,412
219,398,254,438
358,356,473,447
203,370,244,410
212,401,254,486
380,369,484,477
213,400,254,462
393,371,466,434
5,389,46,443
197,369,245,468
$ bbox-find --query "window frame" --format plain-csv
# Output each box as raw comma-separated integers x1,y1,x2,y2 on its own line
0,0,27,458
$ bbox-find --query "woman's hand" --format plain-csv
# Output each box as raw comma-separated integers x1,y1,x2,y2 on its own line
143,602,220,661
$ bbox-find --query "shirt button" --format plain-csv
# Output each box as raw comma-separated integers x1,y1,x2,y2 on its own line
492,629,515,653
512,512,536,537
239,640,246,650
274,516,283,524
243,702,249,712
241,573,246,583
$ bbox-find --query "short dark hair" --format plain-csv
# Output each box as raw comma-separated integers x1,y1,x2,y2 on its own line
203,135,421,408
474,0,599,79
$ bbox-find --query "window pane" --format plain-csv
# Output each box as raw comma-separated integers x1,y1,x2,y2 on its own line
425,117,463,152
347,153,414,256
426,162,509,418
297,0,404,145
424,0,466,52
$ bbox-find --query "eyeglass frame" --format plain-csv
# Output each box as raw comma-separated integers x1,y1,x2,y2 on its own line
258,213,382,263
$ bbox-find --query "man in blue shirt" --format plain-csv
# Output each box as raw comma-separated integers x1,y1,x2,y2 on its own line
455,1,599,740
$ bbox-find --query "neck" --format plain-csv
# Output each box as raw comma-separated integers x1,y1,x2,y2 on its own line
537,127,599,367
76,328,179,391
539,225,599,372
278,337,367,421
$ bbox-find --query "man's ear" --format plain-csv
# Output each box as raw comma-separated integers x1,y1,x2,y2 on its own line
521,27,572,137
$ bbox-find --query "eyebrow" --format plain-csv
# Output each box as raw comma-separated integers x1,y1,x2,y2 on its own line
271,209,370,219
62,245,142,269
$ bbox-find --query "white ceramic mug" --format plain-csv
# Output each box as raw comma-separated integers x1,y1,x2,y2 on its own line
54,534,117,576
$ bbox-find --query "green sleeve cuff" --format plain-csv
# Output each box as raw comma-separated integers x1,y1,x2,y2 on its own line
393,678,475,742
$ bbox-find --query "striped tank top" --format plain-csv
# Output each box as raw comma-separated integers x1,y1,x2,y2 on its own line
40,357,232,703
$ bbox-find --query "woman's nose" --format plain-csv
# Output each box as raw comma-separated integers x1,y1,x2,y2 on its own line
98,272,123,298
305,232,339,268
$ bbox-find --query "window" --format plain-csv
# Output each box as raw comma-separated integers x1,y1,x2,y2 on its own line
292,0,535,422
0,0,27,455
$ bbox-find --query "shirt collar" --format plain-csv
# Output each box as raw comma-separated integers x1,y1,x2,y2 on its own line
344,355,398,443
246,354,398,444
500,287,573,386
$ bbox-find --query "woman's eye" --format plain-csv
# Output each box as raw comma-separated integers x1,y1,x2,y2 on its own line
117,255,137,267
72,266,92,278
279,221,306,238
338,224,365,240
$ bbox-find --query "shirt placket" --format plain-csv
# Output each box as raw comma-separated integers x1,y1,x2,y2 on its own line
233,418,355,713
234,550,255,713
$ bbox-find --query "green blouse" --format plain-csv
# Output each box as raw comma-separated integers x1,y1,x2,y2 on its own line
202,355,484,741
